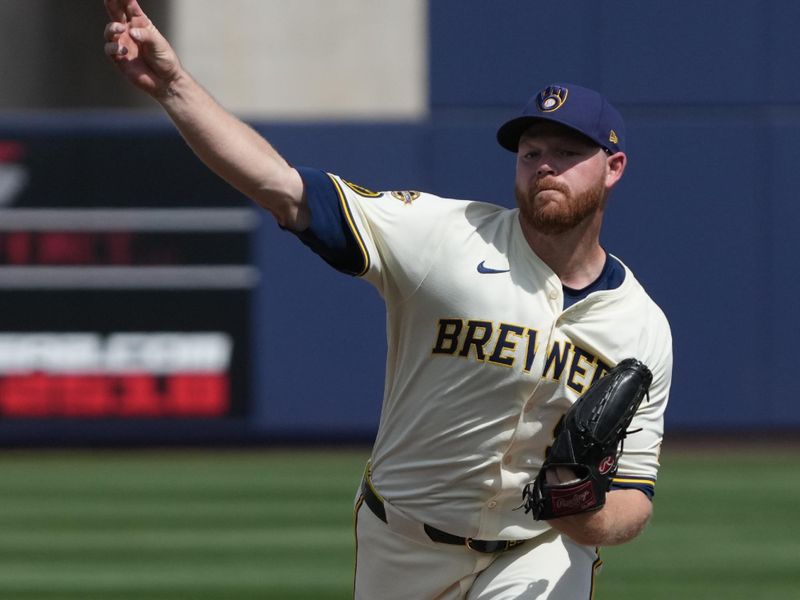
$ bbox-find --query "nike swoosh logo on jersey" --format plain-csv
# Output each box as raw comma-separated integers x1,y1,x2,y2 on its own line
477,260,510,274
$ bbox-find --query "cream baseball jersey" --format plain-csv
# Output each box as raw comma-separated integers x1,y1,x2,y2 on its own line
293,167,672,541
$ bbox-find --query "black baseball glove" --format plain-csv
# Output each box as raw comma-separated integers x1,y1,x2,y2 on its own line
520,358,653,520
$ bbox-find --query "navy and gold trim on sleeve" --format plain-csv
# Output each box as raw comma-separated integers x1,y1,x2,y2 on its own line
610,475,655,500
293,167,370,277
329,175,371,277
341,178,383,198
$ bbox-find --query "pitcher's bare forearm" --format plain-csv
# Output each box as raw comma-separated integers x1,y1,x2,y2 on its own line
157,73,307,229
547,489,652,547
104,0,308,230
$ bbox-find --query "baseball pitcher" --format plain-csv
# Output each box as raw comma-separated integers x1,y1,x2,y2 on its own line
104,2,672,598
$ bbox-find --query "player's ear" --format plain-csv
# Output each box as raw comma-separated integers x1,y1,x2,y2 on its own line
605,151,626,189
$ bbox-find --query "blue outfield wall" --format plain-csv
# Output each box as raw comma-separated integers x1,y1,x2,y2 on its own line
253,0,800,437
428,0,800,432
251,117,799,438
2,2,799,445
0,113,793,443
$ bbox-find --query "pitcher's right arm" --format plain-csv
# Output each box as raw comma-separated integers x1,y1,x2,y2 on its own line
103,0,308,231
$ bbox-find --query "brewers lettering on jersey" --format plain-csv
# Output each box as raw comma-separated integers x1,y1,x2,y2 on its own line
104,2,672,597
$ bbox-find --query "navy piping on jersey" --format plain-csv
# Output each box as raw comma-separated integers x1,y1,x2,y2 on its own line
562,253,626,309
293,167,368,276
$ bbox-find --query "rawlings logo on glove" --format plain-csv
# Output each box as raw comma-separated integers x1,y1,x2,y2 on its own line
520,358,653,520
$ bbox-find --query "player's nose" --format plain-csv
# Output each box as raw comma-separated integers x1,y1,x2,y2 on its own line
536,161,556,178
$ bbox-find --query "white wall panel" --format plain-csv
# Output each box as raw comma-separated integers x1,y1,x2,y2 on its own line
171,0,427,120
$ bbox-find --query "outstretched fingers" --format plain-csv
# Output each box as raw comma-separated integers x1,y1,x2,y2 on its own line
102,0,181,95
104,41,123,58
103,19,124,59
104,0,150,30
103,0,125,23
104,0,146,21
104,21,124,41
102,0,154,62
123,0,146,18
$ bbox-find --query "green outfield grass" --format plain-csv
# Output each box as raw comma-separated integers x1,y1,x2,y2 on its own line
0,446,797,599
596,446,800,600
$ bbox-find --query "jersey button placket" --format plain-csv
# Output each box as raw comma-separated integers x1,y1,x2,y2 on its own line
548,289,561,312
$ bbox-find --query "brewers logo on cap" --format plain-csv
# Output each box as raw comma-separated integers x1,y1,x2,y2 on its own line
536,86,568,112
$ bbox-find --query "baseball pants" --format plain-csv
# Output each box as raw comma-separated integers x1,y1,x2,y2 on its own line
353,496,601,599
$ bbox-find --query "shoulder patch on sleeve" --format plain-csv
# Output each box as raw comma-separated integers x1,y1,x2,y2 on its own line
390,191,421,205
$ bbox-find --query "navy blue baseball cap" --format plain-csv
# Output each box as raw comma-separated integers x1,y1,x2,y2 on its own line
497,83,625,154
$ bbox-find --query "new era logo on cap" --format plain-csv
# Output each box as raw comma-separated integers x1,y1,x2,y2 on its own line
496,83,626,155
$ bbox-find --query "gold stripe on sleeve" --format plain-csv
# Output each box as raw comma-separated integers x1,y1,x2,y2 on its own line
328,174,371,277
611,477,656,487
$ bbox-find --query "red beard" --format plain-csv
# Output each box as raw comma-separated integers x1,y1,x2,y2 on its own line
516,176,606,235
